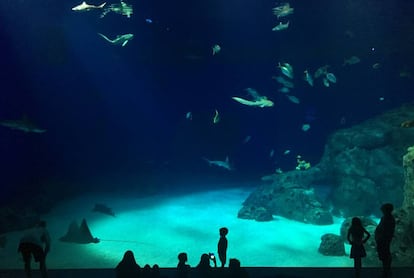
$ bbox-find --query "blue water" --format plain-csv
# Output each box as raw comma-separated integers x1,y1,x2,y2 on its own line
0,0,413,199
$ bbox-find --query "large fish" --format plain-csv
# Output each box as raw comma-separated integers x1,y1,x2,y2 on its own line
203,156,233,171
232,96,274,108
98,33,134,47
72,1,106,12
0,116,46,133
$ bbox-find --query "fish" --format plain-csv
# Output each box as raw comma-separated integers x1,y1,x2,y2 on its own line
283,149,291,155
212,44,221,55
278,87,290,93
72,1,106,11
322,78,330,87
272,21,289,31
372,63,381,69
286,95,300,104
343,56,360,66
186,112,192,120
100,0,133,18
92,203,115,217
278,62,293,79
304,70,314,86
314,65,330,78
232,96,274,108
203,156,233,170
243,136,252,144
272,3,294,18
302,124,311,132
98,33,134,47
0,116,46,133
326,73,337,83
213,109,220,124
269,149,275,157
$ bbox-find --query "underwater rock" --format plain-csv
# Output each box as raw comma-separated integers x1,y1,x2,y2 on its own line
238,205,273,222
238,168,333,225
239,104,414,223
318,233,345,256
387,146,414,266
322,104,414,216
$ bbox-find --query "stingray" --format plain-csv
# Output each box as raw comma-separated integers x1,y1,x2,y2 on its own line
60,219,100,244
92,203,115,217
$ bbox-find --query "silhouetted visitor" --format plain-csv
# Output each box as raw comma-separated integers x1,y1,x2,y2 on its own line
375,203,395,278
115,250,141,278
217,227,228,267
347,217,371,278
17,220,51,278
176,252,190,278
151,264,163,278
196,253,215,278
228,258,249,278
142,264,152,278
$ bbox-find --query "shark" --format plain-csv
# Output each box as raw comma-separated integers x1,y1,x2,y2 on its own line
232,96,274,108
72,1,106,11
0,116,46,133
98,33,134,47
203,156,233,171
272,21,290,31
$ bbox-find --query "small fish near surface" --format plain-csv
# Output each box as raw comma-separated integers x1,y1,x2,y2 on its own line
92,203,115,217
98,33,134,47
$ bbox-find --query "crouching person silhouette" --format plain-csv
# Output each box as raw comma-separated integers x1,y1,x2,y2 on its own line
18,220,51,278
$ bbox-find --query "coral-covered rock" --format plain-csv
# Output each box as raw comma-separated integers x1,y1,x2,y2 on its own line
238,205,273,222
238,168,333,225
318,233,345,256
239,104,414,224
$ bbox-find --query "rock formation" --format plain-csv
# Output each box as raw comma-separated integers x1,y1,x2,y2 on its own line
238,104,414,223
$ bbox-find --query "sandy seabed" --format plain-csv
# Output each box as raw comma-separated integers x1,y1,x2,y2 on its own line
0,187,354,269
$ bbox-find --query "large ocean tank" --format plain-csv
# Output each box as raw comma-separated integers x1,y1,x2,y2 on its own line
1,0,413,270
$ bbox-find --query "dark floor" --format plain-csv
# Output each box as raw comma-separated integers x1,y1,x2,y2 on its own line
1,267,414,278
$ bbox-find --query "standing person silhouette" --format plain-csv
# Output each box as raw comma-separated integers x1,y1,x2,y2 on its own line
375,203,395,278
347,217,370,278
17,220,51,278
217,227,228,268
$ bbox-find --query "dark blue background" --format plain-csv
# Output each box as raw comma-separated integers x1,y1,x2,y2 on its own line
1,0,413,200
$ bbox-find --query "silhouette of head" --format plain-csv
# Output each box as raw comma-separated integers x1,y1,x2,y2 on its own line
229,258,241,269
219,227,228,236
351,217,362,227
198,253,211,269
121,250,137,264
381,203,394,214
178,252,188,263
